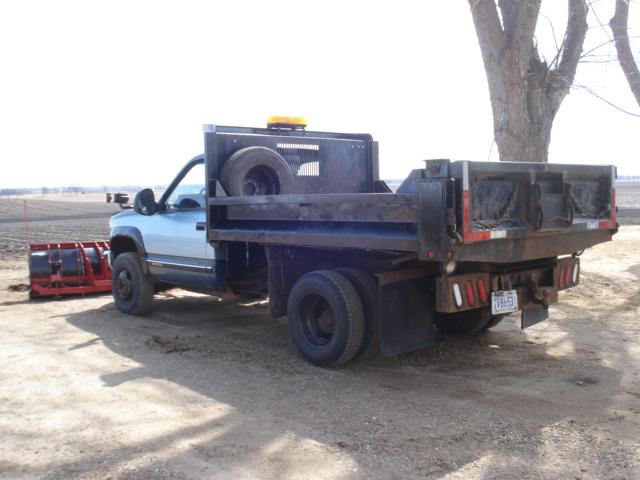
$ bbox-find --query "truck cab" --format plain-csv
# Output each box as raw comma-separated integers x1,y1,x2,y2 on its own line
110,155,227,292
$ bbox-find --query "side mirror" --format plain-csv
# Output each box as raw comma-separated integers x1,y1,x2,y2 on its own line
133,188,157,215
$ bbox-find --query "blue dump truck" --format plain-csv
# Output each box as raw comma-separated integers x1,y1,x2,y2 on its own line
108,117,618,366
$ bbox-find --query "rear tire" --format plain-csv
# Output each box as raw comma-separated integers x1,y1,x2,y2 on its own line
336,268,380,359
434,308,492,334
220,146,295,196
482,313,507,331
287,270,365,367
111,252,154,315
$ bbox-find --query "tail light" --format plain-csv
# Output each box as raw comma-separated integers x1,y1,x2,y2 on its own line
452,283,463,308
559,258,581,290
564,261,573,287
465,280,476,306
439,274,491,312
477,278,488,303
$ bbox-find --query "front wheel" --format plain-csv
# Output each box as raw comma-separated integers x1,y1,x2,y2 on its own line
111,252,154,315
287,270,365,367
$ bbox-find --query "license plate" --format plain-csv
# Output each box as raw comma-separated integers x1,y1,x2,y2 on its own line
491,290,519,315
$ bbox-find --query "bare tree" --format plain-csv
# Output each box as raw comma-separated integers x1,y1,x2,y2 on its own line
468,0,588,162
610,0,640,107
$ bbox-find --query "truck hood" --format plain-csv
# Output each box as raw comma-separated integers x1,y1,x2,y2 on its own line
109,209,138,227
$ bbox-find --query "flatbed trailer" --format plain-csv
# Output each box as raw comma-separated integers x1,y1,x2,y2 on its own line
110,121,617,366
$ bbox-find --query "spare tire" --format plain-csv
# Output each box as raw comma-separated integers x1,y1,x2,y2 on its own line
219,146,295,196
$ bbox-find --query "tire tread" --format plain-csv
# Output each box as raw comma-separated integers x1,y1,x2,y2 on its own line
112,252,154,316
336,268,380,359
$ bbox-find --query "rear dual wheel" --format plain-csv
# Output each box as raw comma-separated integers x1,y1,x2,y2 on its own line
287,269,381,367
335,268,381,359
434,308,506,334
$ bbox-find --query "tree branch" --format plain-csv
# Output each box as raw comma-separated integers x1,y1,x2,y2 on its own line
468,0,509,106
574,83,640,116
610,0,640,106
548,0,589,111
468,0,506,65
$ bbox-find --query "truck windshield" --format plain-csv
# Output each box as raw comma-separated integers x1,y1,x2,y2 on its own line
166,162,205,210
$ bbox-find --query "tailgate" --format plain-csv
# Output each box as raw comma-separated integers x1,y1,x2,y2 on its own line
449,161,617,259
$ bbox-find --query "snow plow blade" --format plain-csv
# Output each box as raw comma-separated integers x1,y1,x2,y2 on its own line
29,241,111,298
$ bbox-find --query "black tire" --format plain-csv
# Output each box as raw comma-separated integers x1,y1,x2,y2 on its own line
482,313,507,331
220,146,295,196
287,270,365,367
336,268,380,359
111,252,154,315
435,308,492,334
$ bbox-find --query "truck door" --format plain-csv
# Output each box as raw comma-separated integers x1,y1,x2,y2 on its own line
143,160,216,288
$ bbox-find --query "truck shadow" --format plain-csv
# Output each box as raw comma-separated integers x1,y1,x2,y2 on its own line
46,276,640,479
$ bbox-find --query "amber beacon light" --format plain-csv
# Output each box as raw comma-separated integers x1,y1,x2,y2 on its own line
267,115,307,129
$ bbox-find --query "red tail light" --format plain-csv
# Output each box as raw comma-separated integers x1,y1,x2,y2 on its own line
564,262,573,286
477,278,488,303
465,280,476,306
559,266,566,288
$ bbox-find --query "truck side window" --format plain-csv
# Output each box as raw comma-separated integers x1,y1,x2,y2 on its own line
166,162,206,210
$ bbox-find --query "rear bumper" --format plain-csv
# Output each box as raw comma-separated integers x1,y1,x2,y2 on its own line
453,228,612,263
435,256,580,314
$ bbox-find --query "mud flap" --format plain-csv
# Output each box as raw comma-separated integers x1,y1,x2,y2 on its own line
378,275,435,356
521,306,549,329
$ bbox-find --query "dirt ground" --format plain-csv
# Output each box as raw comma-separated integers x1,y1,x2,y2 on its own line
0,195,639,479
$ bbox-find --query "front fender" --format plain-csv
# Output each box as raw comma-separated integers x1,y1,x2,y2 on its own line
110,226,146,258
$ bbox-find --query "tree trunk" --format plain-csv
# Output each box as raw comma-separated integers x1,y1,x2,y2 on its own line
469,0,588,162
610,0,640,107
492,56,554,162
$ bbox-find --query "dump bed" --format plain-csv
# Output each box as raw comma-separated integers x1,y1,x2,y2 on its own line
205,127,616,263
208,160,616,263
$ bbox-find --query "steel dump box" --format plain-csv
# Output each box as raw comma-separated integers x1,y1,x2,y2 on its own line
205,126,617,264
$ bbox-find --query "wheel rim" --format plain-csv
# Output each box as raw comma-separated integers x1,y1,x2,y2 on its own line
299,294,335,347
116,269,133,302
243,166,278,195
